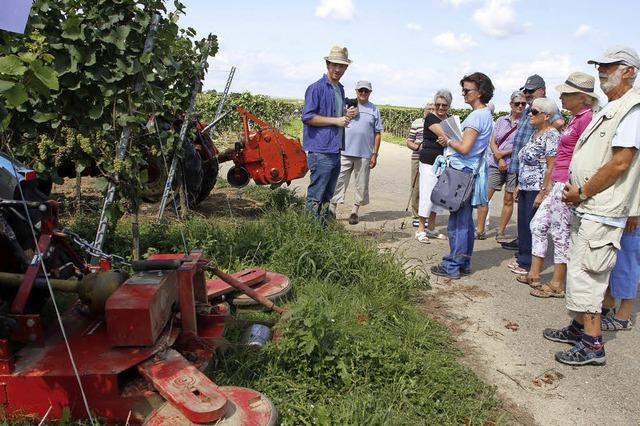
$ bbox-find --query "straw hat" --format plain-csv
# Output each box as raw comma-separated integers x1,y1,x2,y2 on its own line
555,72,598,99
324,46,351,65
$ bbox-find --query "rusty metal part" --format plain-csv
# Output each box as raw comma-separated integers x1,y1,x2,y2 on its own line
77,270,129,314
210,267,286,314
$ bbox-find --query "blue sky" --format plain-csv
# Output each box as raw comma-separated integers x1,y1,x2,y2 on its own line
179,0,640,111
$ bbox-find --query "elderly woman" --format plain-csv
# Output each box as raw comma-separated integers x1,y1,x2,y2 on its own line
519,73,597,296
475,90,526,240
413,90,452,243
406,100,436,227
508,97,560,276
431,73,494,279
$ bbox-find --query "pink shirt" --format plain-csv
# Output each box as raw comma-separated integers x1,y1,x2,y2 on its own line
551,108,593,183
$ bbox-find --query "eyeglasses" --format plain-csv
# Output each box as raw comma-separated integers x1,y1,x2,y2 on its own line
435,103,449,108
357,88,371,93
461,88,478,95
512,102,526,107
529,109,543,116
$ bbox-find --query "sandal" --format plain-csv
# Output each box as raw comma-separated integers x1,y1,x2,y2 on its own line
530,283,565,298
601,316,632,331
516,275,540,287
415,231,430,244
475,231,487,240
495,232,507,242
425,229,447,240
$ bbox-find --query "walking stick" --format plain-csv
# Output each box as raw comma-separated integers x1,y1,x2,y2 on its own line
400,168,420,230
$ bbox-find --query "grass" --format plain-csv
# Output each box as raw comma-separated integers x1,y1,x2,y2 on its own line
62,187,498,425
381,131,408,147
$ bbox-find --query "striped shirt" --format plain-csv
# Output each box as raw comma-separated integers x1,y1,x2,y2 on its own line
407,117,424,160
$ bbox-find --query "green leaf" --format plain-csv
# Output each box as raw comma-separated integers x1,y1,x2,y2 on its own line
18,52,37,64
0,80,15,93
0,55,27,76
94,177,109,192
3,83,28,107
88,104,103,119
61,16,85,41
32,112,57,123
104,26,131,51
30,61,59,90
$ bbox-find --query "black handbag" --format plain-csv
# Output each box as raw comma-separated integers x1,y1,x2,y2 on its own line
430,165,475,212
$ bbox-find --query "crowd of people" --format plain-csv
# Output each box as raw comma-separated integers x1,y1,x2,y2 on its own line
301,45,640,367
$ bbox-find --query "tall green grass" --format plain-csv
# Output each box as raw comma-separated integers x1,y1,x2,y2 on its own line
66,189,497,425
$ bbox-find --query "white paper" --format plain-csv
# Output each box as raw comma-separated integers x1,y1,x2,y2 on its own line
440,116,463,141
0,0,32,34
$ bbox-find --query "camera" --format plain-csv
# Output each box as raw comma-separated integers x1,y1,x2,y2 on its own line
345,98,358,109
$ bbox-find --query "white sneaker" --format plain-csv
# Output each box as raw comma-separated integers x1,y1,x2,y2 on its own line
415,231,430,244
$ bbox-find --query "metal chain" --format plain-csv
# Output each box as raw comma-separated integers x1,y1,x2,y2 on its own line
63,228,131,267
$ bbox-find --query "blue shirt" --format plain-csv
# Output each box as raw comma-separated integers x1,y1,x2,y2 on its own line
447,107,494,171
508,103,562,174
302,74,345,154
343,101,384,158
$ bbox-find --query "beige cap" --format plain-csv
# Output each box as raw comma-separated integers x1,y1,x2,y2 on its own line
324,46,351,65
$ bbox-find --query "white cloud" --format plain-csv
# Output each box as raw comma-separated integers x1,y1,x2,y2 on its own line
406,22,422,32
574,24,592,38
472,0,521,38
442,0,473,6
315,0,355,20
432,32,478,52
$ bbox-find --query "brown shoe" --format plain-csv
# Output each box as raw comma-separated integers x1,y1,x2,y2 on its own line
348,213,359,225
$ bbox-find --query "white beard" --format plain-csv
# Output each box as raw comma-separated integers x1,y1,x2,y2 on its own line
600,69,623,93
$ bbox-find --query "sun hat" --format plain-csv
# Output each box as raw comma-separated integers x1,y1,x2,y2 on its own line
324,46,351,65
555,72,598,99
587,45,640,69
520,74,545,91
355,80,372,91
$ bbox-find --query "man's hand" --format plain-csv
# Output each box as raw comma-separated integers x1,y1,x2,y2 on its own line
346,106,358,119
370,154,378,169
335,116,351,127
562,183,581,206
498,158,507,172
625,216,639,233
514,186,520,203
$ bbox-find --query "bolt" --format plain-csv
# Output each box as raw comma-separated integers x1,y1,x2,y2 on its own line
26,319,35,327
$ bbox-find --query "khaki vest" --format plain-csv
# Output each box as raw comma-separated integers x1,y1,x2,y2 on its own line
569,89,640,217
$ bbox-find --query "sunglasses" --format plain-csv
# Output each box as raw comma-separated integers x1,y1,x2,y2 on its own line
512,102,526,107
357,88,371,93
461,88,477,95
529,109,544,116
435,103,449,108
523,88,538,94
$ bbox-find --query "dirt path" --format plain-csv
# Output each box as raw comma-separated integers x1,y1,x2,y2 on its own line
281,141,640,426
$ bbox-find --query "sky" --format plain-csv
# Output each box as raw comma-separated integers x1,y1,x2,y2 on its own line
178,0,640,111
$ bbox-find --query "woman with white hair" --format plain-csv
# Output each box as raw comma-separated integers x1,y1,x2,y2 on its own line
508,97,560,276
414,89,452,243
521,72,598,296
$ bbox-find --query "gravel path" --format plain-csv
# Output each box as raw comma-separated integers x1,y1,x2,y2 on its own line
284,141,640,426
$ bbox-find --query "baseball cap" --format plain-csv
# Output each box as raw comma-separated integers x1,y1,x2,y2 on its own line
587,45,640,69
355,80,372,91
520,74,545,91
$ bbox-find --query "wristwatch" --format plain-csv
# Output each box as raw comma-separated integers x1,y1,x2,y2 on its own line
578,186,588,202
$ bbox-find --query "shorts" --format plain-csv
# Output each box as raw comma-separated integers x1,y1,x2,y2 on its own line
609,226,640,299
565,216,623,313
488,166,517,193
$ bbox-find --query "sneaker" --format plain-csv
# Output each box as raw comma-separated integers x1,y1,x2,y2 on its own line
555,340,606,366
543,325,582,344
510,265,529,275
424,229,447,240
348,213,359,225
501,239,519,250
601,316,633,331
460,268,472,276
430,264,460,280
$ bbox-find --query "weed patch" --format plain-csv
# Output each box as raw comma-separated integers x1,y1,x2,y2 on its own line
64,189,497,425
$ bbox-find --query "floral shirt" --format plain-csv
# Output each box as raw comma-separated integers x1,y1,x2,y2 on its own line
517,128,559,191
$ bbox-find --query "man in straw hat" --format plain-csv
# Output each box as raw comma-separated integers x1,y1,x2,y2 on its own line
543,46,640,366
301,46,359,222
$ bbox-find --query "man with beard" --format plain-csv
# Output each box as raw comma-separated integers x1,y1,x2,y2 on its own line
543,46,640,366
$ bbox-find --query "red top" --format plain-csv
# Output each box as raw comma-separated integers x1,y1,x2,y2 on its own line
551,107,593,183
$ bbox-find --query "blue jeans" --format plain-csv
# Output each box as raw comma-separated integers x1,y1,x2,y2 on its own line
441,196,474,276
305,152,341,219
517,190,539,270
